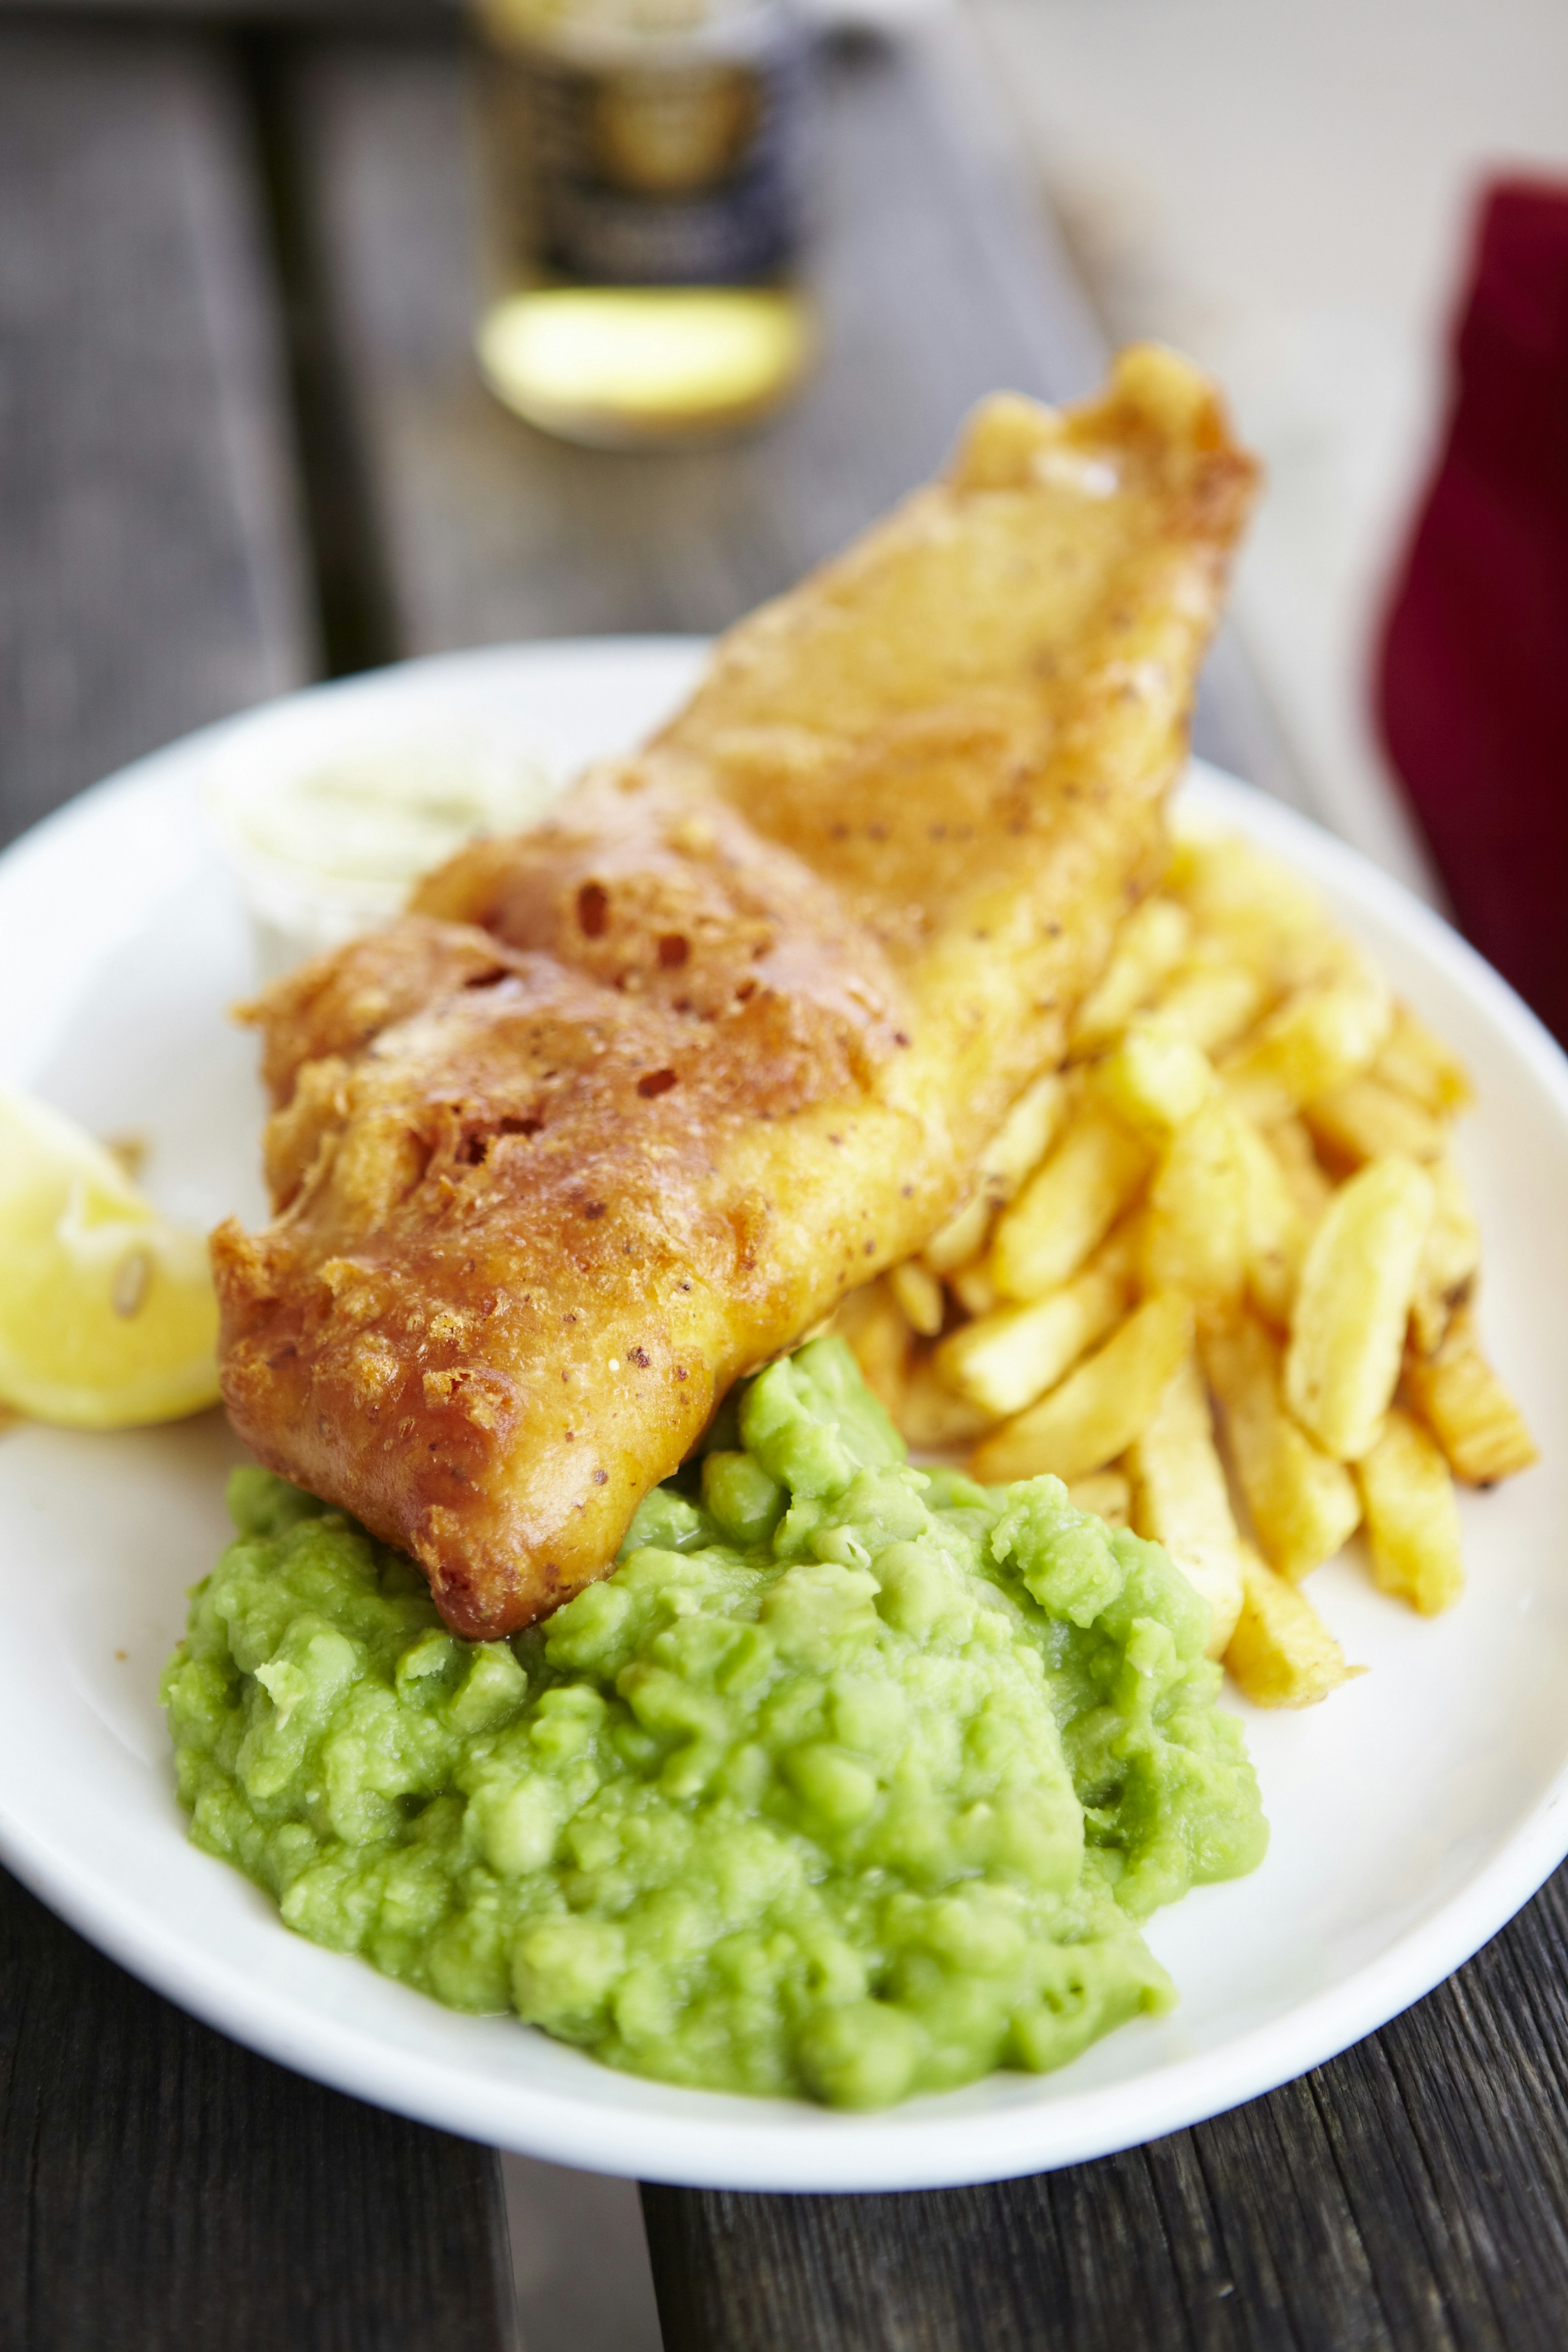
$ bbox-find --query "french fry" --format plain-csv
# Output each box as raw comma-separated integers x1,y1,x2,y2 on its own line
1409,1158,1481,1356
1285,1154,1434,1460
1220,950,1393,1127
948,1259,999,1318
1303,1075,1447,1173
830,1278,913,1423
1373,1002,1474,1118
1068,896,1192,1055
1089,1218,1140,1284
920,1192,992,1285
1148,955,1268,1056
1167,831,1331,981
1231,1111,1310,1327
1263,1114,1336,1223
922,1071,1070,1274
1203,1314,1361,1580
1138,1098,1247,1314
888,1259,946,1340
970,1292,1194,1487
1404,1305,1538,1485
933,1246,1130,1419
1355,1408,1464,1615
862,825,1527,1705
1127,1349,1245,1655
1092,1018,1214,1140
989,1102,1149,1301
898,1359,996,1453
1065,1468,1132,1528
1225,1542,1358,1708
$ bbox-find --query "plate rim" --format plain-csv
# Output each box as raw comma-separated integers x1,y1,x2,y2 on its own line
4,634,1568,2193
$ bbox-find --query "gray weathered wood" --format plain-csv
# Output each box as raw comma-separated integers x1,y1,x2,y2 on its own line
1,0,444,24
0,24,312,846
0,1864,519,2352
0,31,517,2349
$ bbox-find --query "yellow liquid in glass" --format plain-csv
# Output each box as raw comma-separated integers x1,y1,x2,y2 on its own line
476,284,811,445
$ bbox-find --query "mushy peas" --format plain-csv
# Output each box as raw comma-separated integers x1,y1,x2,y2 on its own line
162,1338,1266,2108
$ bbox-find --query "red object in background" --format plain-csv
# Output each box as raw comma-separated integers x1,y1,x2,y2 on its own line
1378,178,1568,1045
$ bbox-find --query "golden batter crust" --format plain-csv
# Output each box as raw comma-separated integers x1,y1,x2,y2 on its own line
213,349,1257,1636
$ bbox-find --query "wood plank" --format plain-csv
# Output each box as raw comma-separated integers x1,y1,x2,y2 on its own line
7,0,443,22
0,32,517,2348
0,23,310,846
0,1864,517,2352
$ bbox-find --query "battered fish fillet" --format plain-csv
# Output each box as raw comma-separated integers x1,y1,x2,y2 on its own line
214,346,1257,1637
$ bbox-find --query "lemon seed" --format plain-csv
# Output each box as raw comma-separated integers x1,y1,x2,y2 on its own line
112,1247,153,1319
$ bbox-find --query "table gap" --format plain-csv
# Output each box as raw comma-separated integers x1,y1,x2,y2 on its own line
234,20,402,677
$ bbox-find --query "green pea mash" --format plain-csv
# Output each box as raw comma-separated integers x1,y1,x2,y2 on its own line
162,1338,1266,2108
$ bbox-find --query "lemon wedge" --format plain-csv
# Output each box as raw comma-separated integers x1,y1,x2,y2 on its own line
0,1084,220,1428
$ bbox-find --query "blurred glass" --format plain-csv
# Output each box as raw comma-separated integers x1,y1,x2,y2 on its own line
470,0,815,445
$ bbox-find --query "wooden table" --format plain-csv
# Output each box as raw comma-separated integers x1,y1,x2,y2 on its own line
2,8,1567,2346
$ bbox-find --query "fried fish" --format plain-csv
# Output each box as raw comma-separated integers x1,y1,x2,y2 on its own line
213,346,1257,1637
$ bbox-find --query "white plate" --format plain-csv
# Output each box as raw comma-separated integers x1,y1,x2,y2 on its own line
2,639,1566,2194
